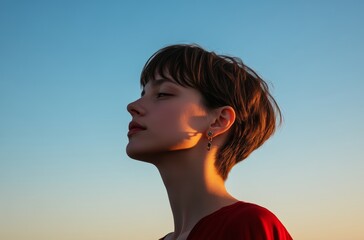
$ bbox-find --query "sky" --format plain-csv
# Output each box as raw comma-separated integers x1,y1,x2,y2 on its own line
0,0,363,239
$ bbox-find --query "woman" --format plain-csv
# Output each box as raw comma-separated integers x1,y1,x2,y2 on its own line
126,44,292,240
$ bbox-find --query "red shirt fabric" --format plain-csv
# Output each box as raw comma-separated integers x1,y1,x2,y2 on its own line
161,201,292,240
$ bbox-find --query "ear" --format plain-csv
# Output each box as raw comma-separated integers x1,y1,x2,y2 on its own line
209,106,236,136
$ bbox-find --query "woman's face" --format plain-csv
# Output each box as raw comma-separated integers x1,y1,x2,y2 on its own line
126,76,211,162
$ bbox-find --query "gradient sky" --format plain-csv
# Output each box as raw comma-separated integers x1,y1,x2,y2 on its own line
1,1,363,239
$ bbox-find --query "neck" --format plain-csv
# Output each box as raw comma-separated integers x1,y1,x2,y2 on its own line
154,150,237,238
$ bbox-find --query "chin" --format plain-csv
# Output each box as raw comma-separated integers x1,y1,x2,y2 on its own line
126,140,196,163
126,145,142,160
126,145,158,163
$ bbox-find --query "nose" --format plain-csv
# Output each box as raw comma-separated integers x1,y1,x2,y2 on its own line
127,99,144,116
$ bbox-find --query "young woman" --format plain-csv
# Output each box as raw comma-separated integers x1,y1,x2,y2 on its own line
126,44,292,240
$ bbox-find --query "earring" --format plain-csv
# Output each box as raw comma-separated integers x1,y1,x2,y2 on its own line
207,131,213,151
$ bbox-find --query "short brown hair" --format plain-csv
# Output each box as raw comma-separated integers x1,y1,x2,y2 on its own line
140,44,282,180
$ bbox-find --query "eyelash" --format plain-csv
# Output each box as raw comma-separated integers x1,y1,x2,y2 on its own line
156,92,172,98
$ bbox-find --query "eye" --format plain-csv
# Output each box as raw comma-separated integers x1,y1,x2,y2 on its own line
156,92,172,98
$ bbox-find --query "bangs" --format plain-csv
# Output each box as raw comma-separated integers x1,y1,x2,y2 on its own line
140,44,204,88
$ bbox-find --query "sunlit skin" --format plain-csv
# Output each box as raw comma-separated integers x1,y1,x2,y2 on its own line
126,75,237,240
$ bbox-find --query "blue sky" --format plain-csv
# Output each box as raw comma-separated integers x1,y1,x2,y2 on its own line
1,1,363,239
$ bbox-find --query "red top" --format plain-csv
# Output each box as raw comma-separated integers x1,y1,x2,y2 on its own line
161,201,292,240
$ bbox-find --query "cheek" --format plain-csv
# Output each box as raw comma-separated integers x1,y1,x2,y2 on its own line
162,106,204,130
180,105,209,131
155,106,206,137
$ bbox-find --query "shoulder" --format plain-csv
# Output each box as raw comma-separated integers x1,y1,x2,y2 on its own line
229,201,279,221
186,202,292,240
223,202,293,239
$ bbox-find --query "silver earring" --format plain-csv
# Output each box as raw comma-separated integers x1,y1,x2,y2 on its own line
207,131,213,151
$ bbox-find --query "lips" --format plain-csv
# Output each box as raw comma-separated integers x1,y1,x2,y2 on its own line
128,121,147,137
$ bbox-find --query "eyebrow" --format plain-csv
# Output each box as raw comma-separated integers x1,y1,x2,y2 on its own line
141,78,177,96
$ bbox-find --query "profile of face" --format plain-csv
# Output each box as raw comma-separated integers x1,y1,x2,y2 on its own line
126,75,211,163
